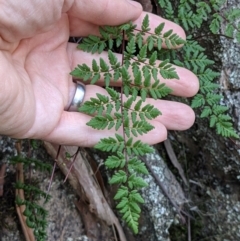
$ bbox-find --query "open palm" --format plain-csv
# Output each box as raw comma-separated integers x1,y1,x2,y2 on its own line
0,0,198,146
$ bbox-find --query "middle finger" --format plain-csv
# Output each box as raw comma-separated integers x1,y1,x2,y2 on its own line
67,43,199,97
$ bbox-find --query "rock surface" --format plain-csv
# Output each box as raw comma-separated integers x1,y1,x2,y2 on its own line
1,1,240,241
0,138,86,241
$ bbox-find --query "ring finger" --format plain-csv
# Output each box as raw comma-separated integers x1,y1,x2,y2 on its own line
44,83,194,146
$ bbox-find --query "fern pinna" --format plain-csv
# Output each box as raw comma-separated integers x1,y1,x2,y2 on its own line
158,0,239,138
11,155,52,241
71,15,184,233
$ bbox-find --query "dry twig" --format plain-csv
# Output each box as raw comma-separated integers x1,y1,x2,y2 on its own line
164,139,188,186
15,141,35,241
0,163,6,197
44,142,127,241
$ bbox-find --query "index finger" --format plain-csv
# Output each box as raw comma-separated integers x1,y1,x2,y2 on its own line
132,12,186,49
69,11,186,47
67,0,142,26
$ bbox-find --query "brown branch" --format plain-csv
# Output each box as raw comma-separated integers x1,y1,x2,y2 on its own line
164,139,188,186
15,141,35,241
44,142,127,241
0,163,6,197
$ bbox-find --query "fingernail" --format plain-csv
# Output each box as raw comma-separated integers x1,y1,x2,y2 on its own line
127,0,142,9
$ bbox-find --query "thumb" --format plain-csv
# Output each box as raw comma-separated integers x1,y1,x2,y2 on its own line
67,0,143,26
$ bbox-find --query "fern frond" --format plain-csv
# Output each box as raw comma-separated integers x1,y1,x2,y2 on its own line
206,93,222,105
78,24,126,53
164,31,186,48
196,1,212,19
158,59,179,79
12,153,51,241
154,23,165,40
146,35,155,51
185,40,205,52
129,190,145,203
95,134,124,152
127,140,154,156
114,186,129,200
128,174,148,189
141,14,151,32
212,105,229,115
87,114,122,131
77,36,107,54
124,120,154,138
124,99,161,121
191,94,205,108
155,23,185,49
70,64,91,81
109,170,127,184
105,152,126,169
71,55,122,86
178,7,202,30
117,196,141,234
149,51,158,66
125,38,136,58
210,13,222,34
149,81,172,99
15,181,51,201
136,102,162,120
10,156,52,173
216,116,239,138
158,48,177,61
225,8,240,22
137,45,148,62
197,68,220,84
225,24,234,38
79,94,109,115
71,6,240,235
108,50,121,69
135,32,144,48
200,80,219,94
200,106,212,118
79,87,121,115
182,49,215,73
128,157,149,175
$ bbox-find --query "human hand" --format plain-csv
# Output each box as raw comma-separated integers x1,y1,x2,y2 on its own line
0,0,198,146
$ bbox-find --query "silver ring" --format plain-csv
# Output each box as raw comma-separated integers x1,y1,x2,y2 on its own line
68,82,85,111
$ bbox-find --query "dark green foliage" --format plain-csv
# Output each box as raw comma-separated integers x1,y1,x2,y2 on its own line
95,134,125,153
128,157,149,175
10,156,52,173
158,0,240,42
210,8,240,39
79,87,120,115
14,181,51,202
77,24,127,54
71,0,239,233
11,155,51,241
15,196,49,241
158,0,239,138
135,15,185,51
72,16,173,232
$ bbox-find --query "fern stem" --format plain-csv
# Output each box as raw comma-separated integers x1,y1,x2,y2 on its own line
63,148,80,183
120,30,129,171
218,12,240,32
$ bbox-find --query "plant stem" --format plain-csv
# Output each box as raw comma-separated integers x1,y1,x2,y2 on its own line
120,30,129,171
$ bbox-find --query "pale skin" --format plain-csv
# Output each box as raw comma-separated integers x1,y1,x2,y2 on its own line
0,0,199,146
